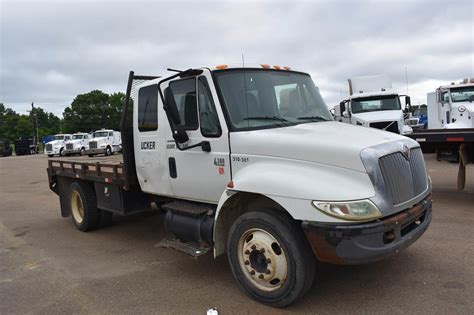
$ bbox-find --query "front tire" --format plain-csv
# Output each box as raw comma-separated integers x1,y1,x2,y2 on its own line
48,154,54,158
60,148,65,157
105,146,112,156
80,147,85,156
68,182,100,231
227,210,315,307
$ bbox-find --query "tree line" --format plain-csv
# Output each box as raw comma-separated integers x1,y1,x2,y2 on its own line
0,91,125,141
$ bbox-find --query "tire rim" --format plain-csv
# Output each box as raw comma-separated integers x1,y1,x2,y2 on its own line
238,228,288,292
70,190,84,224
80,148,85,155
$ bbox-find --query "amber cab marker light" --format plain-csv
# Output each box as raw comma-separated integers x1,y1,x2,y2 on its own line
227,181,234,189
215,64,228,70
283,66,291,70
273,65,281,70
260,64,270,69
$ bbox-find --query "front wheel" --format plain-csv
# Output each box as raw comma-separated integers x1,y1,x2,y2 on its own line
80,147,85,156
60,148,65,157
227,210,315,307
105,146,112,156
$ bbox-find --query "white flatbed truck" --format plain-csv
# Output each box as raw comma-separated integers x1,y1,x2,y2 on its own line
47,66,432,307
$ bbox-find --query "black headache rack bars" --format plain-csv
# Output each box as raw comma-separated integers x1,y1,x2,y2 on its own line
120,71,161,190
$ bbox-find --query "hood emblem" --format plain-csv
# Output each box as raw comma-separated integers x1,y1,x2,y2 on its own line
401,144,411,160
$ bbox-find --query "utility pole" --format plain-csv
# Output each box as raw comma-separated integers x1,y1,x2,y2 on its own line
28,102,39,146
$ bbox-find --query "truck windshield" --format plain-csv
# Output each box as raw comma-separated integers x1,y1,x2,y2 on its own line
450,86,474,103
214,69,332,130
53,135,65,140
94,132,109,138
351,95,401,114
72,135,84,140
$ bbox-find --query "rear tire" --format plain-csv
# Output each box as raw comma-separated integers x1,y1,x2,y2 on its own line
68,182,100,231
227,210,315,307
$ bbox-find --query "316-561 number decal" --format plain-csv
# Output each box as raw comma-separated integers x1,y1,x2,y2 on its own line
232,156,249,163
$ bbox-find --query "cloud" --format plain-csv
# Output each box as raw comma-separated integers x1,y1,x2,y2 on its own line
1,0,473,116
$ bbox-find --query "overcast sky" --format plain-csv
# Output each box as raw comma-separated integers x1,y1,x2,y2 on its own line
1,0,473,117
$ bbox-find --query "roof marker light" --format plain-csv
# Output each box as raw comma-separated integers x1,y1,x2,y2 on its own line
273,65,281,70
215,64,228,69
260,64,270,69
283,66,291,70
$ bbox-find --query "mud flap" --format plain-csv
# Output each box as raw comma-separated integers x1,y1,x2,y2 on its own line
457,144,469,191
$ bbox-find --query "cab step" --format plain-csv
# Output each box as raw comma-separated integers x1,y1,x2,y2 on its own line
156,238,211,258
162,200,216,216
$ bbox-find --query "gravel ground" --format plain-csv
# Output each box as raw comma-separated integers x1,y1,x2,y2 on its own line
0,153,473,314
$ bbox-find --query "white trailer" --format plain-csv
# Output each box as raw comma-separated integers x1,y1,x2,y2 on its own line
333,74,414,134
47,67,432,307
44,134,72,157
86,129,122,157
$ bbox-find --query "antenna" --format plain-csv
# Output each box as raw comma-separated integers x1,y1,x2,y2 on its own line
405,66,409,95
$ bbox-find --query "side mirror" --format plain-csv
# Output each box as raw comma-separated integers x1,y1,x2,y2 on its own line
343,111,350,118
172,125,189,144
164,87,182,125
330,108,336,116
339,101,346,114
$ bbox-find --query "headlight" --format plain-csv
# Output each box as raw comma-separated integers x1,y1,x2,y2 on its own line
312,200,382,221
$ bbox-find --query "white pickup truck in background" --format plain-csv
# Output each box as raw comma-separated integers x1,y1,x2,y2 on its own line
47,66,432,307
333,74,414,134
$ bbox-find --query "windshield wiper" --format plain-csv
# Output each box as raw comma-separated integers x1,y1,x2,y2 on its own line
297,116,328,121
243,116,295,125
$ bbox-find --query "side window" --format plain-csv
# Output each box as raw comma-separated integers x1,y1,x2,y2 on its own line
169,78,198,130
198,77,221,137
138,84,158,132
441,91,449,103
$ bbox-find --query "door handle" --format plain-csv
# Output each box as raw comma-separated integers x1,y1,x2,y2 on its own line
169,157,177,178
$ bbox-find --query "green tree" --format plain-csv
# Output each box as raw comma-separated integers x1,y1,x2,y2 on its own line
63,90,125,133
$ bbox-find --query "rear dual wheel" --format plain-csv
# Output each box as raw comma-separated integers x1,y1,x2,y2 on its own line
227,210,315,307
68,182,112,231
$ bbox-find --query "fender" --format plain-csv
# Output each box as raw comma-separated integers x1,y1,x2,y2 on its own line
212,158,375,256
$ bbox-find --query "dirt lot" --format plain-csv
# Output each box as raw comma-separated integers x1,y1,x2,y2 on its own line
0,153,473,314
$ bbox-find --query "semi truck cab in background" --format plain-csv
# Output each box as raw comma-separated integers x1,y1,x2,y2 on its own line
64,133,91,156
44,134,72,157
47,66,432,307
86,129,121,157
333,74,414,134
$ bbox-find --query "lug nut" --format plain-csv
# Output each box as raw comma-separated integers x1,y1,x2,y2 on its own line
266,258,271,264
244,260,250,265
250,270,255,275
265,269,271,274
251,245,256,250
244,250,250,255
258,274,264,279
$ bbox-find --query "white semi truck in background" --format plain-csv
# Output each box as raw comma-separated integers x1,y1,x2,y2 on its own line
333,74,414,134
44,134,72,157
64,133,91,156
86,129,122,157
47,66,432,307
406,78,474,189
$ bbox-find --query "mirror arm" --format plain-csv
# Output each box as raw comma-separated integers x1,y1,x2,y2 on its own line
176,140,211,152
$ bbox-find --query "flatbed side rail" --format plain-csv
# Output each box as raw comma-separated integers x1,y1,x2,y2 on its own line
408,128,474,143
47,159,126,186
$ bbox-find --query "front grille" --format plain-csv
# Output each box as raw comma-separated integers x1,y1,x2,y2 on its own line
46,144,53,151
66,143,73,150
379,147,428,205
369,121,399,133
89,141,97,149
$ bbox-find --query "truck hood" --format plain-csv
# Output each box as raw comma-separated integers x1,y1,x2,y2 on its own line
352,110,403,123
230,121,408,172
47,140,63,146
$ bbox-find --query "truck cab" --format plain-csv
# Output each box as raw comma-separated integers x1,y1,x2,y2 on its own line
64,133,91,156
86,129,122,157
334,74,413,135
428,78,474,129
45,134,72,157
48,65,432,307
